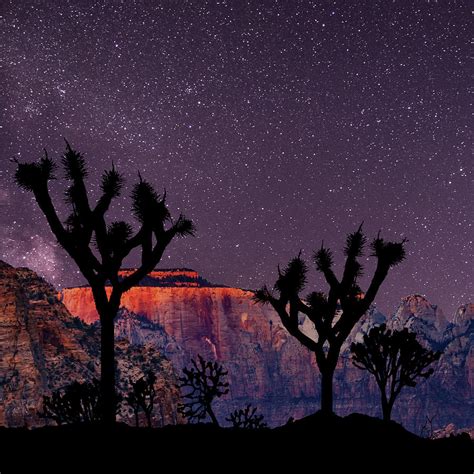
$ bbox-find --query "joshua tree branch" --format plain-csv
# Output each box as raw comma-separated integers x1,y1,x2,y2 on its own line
268,299,319,353
119,230,173,292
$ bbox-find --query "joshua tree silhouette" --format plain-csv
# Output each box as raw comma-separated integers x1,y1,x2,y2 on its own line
125,371,157,428
351,324,442,422
15,142,194,426
255,225,406,414
177,355,229,426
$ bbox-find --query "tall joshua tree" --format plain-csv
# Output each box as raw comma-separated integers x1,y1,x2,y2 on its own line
255,225,406,414
14,142,194,426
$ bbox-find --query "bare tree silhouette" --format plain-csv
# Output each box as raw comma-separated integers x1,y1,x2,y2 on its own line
40,379,104,425
177,355,229,426
226,404,267,430
255,225,406,414
125,371,157,428
15,142,194,426
351,324,442,421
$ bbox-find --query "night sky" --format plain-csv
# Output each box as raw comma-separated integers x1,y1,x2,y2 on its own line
0,1,471,316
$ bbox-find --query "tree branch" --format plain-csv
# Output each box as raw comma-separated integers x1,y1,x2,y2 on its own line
268,298,319,353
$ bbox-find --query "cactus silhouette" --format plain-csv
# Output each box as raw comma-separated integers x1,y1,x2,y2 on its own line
177,355,229,426
226,405,267,430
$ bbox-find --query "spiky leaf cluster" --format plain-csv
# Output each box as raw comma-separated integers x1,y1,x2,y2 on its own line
14,154,56,191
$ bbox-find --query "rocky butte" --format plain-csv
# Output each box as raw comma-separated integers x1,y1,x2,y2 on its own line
0,261,471,432
60,268,474,432
60,269,318,422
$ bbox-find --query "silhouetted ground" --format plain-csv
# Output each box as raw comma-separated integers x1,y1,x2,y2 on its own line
1,412,472,472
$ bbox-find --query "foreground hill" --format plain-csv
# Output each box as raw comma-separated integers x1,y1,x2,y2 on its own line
0,412,472,472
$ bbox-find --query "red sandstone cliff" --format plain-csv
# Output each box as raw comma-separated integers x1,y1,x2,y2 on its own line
60,271,473,431
61,284,318,405
61,273,322,423
2,263,472,431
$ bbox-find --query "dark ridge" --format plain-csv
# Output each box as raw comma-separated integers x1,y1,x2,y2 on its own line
119,267,197,272
62,268,229,289
0,412,471,471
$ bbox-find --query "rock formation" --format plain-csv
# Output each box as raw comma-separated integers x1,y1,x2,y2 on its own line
60,270,473,432
1,262,472,433
64,283,320,422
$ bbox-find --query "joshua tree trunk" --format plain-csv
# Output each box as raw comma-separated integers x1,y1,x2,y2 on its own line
207,406,219,426
145,411,152,428
318,345,339,414
100,310,116,427
320,367,335,414
381,390,394,422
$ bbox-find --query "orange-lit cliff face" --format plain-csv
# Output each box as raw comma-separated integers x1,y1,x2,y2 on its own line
59,270,474,430
118,269,198,279
60,269,319,413
60,282,318,403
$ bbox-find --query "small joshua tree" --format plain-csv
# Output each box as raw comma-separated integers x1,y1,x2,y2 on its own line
40,379,102,425
226,405,267,430
255,225,406,414
125,371,157,428
15,142,194,426
351,324,442,422
177,355,229,426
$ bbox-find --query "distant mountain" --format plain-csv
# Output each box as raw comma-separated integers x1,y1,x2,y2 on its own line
0,262,472,433
60,268,474,432
382,295,473,433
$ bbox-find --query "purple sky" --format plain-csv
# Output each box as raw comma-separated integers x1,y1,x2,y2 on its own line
0,1,471,316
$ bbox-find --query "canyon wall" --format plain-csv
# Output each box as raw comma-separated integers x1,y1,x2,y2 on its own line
61,283,320,423
0,262,471,431
60,270,474,432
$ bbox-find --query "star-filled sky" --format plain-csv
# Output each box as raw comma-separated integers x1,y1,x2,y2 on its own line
0,1,471,316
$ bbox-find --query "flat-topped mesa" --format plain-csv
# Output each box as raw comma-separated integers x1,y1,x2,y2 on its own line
117,268,201,287
60,268,241,324
118,268,199,280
